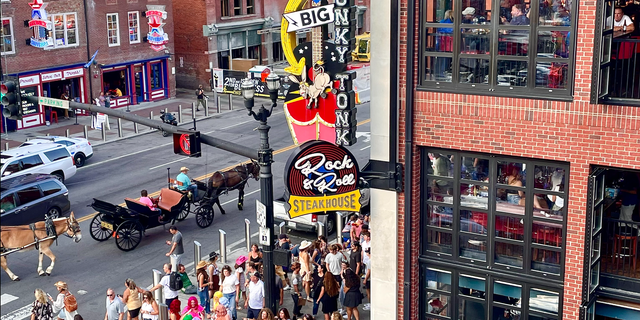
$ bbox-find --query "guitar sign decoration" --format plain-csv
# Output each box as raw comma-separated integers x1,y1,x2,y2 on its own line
146,5,169,52
281,0,358,146
284,140,362,218
28,0,53,48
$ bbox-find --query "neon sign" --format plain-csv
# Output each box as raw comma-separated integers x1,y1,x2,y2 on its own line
145,5,169,52
28,0,53,48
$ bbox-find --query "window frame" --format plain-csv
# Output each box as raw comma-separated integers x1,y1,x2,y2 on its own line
246,0,254,15
233,0,242,16
106,13,120,47
127,11,141,44
420,148,569,282
47,13,78,49
418,0,578,101
221,0,230,17
1,17,15,55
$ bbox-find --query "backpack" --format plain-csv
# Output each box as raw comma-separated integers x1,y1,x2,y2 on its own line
64,292,78,312
169,272,183,291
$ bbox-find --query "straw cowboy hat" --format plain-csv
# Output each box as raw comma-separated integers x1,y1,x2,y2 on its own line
299,240,313,250
54,281,67,289
196,260,208,270
180,167,189,172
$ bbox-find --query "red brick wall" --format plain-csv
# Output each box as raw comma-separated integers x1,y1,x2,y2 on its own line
172,0,208,88
396,1,640,320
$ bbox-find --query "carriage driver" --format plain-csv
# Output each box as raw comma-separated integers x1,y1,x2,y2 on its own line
177,167,201,201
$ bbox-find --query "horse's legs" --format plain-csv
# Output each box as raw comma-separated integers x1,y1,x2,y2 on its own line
40,245,56,275
237,186,245,211
37,250,46,275
1,256,19,281
215,191,226,215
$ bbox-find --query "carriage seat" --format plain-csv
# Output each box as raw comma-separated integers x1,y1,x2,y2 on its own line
157,188,185,212
124,198,158,217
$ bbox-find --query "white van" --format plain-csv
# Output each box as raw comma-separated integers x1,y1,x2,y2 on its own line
1,144,77,182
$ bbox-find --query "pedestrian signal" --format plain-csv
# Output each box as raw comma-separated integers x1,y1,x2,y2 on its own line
173,131,201,157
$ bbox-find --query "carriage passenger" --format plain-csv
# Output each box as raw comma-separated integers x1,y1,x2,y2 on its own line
139,190,160,211
176,167,201,201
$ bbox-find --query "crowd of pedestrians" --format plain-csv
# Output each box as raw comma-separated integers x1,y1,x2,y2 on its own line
29,215,372,320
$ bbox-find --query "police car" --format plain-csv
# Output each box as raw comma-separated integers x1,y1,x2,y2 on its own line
20,136,93,168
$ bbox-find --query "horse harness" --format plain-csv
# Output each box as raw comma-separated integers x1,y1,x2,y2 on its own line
213,164,256,193
0,217,79,255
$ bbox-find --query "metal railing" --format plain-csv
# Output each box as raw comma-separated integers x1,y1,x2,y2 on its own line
609,38,640,102
601,217,639,279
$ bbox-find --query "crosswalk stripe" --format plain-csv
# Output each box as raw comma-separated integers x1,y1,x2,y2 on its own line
0,294,19,306
0,304,31,320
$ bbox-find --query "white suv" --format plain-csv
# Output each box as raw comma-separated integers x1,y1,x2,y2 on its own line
20,136,93,167
1,144,77,182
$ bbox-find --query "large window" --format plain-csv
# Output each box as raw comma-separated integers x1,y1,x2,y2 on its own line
420,0,576,100
49,13,78,48
128,11,140,44
247,0,254,14
221,0,230,17
1,18,15,55
421,266,563,320
150,63,164,90
422,148,568,279
107,13,120,47
234,0,242,16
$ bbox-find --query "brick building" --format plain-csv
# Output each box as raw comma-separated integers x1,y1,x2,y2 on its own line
1,0,175,131
172,0,371,89
368,1,640,320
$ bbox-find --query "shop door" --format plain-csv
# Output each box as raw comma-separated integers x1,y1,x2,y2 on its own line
134,68,144,103
580,168,607,320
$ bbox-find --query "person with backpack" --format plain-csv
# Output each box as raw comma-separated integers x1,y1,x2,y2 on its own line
149,264,180,307
195,85,208,111
104,288,125,320
48,281,77,320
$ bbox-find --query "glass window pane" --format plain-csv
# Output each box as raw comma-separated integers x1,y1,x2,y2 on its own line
67,29,76,45
589,262,600,292
532,221,563,247
593,205,602,233
66,14,76,29
496,188,526,215
535,62,568,89
460,183,489,209
460,29,491,54
428,182,453,203
529,289,559,314
460,234,486,261
599,67,609,97
533,166,566,191
496,215,524,240
17,186,42,205
458,299,485,320
592,234,601,261
461,210,488,235
425,268,452,292
538,31,570,58
497,161,526,186
426,204,453,229
40,181,62,196
495,241,524,268
498,0,528,25
461,4,490,24
493,281,522,303
426,27,454,53
424,0,454,23
425,56,453,82
499,32,529,56
427,152,454,177
497,60,528,87
531,247,561,274
461,157,489,181
603,2,614,30
426,292,451,317
459,274,486,297
459,58,489,84
426,230,453,254
538,3,571,26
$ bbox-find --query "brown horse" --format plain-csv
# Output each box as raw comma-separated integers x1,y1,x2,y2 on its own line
205,160,260,214
1,212,82,281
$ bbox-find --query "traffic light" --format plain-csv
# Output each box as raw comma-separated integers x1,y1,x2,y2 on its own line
1,80,22,120
173,130,202,157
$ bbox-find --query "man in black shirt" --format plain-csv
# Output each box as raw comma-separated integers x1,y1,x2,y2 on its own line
195,85,207,111
349,242,362,276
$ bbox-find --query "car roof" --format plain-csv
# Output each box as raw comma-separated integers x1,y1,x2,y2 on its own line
0,174,60,192
1,143,65,157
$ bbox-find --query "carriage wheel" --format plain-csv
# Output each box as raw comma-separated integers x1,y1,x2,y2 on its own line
115,221,144,251
177,202,190,221
195,205,215,228
90,213,113,241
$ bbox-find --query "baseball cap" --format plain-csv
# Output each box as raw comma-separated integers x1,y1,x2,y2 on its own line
279,234,289,240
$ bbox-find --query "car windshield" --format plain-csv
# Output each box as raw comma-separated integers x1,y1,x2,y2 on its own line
20,142,34,147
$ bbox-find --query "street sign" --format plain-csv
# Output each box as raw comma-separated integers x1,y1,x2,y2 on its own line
256,200,266,227
38,97,70,109
283,4,335,32
257,28,280,34
259,226,270,246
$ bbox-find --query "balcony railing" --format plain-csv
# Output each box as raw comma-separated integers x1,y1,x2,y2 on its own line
601,217,639,279
607,38,640,105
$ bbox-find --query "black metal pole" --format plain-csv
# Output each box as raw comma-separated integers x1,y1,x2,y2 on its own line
258,116,276,313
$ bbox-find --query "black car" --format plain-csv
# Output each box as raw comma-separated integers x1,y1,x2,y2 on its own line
1,174,71,226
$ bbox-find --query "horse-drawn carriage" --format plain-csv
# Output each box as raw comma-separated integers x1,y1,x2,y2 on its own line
89,161,259,251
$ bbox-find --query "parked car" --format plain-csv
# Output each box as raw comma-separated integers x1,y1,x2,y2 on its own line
1,174,71,226
20,136,93,167
274,187,370,235
1,144,77,182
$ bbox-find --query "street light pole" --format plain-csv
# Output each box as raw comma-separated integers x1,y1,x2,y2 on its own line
242,74,280,313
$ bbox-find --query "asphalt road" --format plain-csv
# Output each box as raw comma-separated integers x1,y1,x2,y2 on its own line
0,102,371,320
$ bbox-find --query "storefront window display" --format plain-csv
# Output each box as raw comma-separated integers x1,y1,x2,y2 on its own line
150,63,163,90
103,69,128,97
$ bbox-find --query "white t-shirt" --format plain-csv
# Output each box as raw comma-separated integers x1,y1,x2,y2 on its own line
361,240,370,253
247,280,265,310
160,275,179,299
607,15,633,28
325,252,342,275
220,274,239,294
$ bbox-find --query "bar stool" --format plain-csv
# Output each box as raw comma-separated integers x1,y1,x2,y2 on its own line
50,110,58,124
612,229,638,271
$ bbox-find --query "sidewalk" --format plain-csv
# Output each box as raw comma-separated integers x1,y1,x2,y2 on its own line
1,89,269,150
